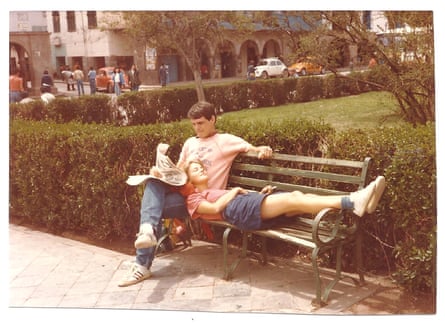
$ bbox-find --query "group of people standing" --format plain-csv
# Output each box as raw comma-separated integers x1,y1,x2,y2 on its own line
59,64,141,96
61,65,85,95
11,62,171,102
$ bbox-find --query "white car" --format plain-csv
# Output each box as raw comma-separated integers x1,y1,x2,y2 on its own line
254,57,289,79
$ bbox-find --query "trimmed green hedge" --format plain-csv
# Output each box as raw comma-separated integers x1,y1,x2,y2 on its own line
9,118,436,292
330,123,436,292
10,71,379,125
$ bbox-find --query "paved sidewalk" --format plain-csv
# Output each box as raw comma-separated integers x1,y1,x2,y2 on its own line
8,224,387,318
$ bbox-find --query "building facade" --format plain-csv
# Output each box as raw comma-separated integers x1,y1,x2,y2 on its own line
42,11,294,85
46,11,135,76
10,11,52,95
11,11,394,91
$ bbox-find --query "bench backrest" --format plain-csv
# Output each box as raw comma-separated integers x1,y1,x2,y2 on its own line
229,151,371,196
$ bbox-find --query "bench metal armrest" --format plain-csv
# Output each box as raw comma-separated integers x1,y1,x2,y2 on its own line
312,208,354,246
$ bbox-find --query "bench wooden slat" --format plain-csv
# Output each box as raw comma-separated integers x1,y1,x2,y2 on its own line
254,229,317,249
232,163,365,185
240,150,366,168
228,175,346,195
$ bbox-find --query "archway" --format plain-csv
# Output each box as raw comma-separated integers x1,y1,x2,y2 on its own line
240,39,260,77
261,39,282,60
10,42,31,90
217,40,236,78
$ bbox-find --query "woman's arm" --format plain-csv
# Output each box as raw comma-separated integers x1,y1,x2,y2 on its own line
196,187,247,215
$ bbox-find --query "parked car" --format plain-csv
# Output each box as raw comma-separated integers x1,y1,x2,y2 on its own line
288,58,325,76
254,57,289,79
96,67,129,93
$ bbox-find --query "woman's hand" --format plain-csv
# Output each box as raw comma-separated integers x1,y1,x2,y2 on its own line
260,185,276,194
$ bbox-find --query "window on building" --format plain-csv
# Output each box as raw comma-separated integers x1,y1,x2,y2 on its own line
363,11,371,30
87,11,97,29
67,11,76,32
52,11,60,33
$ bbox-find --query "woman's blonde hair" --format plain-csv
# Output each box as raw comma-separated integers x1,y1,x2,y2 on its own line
182,159,205,176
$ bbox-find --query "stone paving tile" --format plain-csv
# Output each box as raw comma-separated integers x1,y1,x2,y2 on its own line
209,295,253,312
8,286,36,307
174,285,214,300
135,287,176,304
58,293,101,308
95,289,139,308
65,280,109,296
22,295,64,307
214,280,251,298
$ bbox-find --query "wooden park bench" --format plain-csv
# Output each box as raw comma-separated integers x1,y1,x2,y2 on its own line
200,150,372,307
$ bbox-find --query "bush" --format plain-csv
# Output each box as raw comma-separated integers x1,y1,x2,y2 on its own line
330,123,436,292
10,72,378,125
9,120,194,240
9,118,329,240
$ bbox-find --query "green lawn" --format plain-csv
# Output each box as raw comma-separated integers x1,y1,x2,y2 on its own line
217,91,405,130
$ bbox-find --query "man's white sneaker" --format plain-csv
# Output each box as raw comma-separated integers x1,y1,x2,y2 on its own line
350,182,375,217
366,176,386,213
134,223,157,249
118,263,151,287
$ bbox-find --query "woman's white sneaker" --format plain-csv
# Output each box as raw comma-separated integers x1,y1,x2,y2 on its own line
350,182,375,217
367,176,386,213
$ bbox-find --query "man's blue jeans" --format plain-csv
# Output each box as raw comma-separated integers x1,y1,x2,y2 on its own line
89,79,96,94
135,179,188,268
77,80,84,95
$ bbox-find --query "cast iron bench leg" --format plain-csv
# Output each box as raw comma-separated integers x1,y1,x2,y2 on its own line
222,228,249,280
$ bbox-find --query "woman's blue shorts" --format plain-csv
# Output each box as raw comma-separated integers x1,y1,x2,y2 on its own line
222,192,267,230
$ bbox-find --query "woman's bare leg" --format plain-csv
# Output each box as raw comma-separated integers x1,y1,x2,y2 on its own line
260,191,344,220
260,178,378,219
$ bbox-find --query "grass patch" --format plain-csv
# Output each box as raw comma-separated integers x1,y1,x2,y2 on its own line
217,91,405,130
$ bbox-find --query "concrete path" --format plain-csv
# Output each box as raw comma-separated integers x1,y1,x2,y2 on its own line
7,223,387,321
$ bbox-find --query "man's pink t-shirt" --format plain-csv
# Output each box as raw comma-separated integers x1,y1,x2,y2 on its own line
178,133,252,189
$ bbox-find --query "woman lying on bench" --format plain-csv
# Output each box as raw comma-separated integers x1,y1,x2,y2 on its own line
183,159,385,231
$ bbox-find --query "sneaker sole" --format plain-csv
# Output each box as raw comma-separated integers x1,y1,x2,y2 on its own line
134,236,158,249
367,176,386,213
118,273,151,287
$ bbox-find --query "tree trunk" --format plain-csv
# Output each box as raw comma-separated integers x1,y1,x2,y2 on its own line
193,70,206,102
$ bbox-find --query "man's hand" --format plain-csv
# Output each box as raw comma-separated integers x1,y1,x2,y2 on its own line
257,146,273,159
149,166,162,178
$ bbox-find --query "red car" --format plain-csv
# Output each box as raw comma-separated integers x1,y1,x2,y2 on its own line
96,67,129,93
288,58,325,76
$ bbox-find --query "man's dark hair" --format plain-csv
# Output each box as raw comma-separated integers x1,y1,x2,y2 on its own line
187,101,216,121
